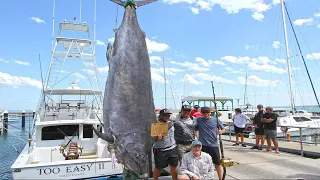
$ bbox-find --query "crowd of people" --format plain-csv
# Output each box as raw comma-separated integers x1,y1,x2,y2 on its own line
152,104,279,180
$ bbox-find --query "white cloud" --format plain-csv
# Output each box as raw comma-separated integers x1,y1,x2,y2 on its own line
272,0,280,5
170,61,210,71
151,69,166,83
293,18,314,26
150,56,162,65
306,53,320,60
108,37,115,42
292,67,301,71
251,56,276,65
272,41,281,49
252,12,264,21
209,60,225,66
238,75,279,87
245,44,250,50
190,91,202,96
14,60,30,66
318,24,320,28
0,58,9,63
30,17,46,24
0,72,42,89
145,38,170,53
189,7,200,14
151,67,183,76
98,66,109,74
152,36,159,39
275,58,286,64
314,13,320,17
221,56,250,64
108,37,169,53
248,61,286,74
164,0,270,20
192,73,235,84
223,67,244,74
185,74,201,85
195,57,210,67
97,40,107,47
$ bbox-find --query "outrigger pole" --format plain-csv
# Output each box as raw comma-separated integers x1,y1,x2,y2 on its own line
211,81,226,180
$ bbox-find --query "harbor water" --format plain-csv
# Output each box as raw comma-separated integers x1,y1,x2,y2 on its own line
0,113,33,180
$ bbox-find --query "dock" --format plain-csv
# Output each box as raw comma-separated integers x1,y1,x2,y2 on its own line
152,140,320,179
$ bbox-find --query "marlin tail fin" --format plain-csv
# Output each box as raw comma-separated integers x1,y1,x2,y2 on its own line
110,0,158,7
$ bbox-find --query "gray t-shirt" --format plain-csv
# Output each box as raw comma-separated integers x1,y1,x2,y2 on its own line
195,117,224,147
153,121,176,151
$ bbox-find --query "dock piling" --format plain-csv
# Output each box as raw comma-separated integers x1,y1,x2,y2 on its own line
3,110,8,134
33,110,35,119
22,110,26,128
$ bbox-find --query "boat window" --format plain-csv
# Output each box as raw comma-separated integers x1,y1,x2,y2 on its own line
83,124,93,138
41,125,79,140
293,117,312,122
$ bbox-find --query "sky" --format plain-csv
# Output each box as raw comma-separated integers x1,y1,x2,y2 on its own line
0,0,320,110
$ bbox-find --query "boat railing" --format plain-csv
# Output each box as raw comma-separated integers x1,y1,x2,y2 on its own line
223,121,320,157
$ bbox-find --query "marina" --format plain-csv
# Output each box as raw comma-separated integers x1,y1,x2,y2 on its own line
1,0,320,180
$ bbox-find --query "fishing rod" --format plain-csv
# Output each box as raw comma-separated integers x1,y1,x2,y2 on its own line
211,81,239,180
211,81,226,180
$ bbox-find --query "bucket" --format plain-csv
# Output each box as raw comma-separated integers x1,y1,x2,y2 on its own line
286,134,291,142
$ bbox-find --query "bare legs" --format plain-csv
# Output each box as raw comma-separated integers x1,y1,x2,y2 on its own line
216,165,223,180
154,166,178,180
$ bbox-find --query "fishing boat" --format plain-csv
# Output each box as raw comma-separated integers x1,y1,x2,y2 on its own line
11,1,123,179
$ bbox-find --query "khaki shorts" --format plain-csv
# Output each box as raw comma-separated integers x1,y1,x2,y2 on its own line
177,144,191,161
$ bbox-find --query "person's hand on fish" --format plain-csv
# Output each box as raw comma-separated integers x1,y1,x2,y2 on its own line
192,175,200,180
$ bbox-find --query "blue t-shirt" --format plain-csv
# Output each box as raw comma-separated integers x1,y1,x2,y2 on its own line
195,116,224,147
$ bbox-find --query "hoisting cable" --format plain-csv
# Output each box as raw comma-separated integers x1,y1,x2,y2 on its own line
284,2,320,108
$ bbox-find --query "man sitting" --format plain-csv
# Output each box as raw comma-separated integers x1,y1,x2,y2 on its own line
178,140,215,180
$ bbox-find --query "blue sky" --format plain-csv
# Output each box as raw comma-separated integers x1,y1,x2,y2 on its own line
0,0,320,110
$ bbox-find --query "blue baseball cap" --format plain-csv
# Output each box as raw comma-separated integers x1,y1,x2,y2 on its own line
191,140,202,147
201,106,210,113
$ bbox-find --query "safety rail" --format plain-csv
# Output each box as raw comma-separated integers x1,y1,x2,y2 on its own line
223,121,320,157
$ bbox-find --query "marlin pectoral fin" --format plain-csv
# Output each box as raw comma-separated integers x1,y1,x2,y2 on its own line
136,0,158,7
110,0,125,6
92,126,116,143
107,43,113,62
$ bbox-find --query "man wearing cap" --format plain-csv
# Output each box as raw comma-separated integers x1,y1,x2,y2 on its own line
175,105,195,163
194,106,226,180
190,105,202,118
261,106,280,153
178,140,215,180
250,104,265,150
153,109,179,180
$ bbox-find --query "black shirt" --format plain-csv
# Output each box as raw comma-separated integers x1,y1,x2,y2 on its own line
253,110,264,128
262,113,278,130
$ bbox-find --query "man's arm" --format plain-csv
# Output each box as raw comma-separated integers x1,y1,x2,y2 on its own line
180,155,196,177
201,158,215,179
217,119,226,134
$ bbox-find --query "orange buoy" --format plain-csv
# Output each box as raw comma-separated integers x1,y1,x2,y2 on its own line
286,134,291,142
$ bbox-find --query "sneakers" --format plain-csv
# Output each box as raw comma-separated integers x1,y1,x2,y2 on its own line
242,144,246,147
250,145,258,149
232,143,239,146
258,146,263,150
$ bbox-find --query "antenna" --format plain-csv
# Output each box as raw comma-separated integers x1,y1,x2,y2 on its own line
93,0,97,55
51,0,56,52
162,52,167,108
38,54,45,104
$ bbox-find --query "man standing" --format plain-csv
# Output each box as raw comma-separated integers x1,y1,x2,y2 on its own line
190,105,202,118
261,106,280,154
153,109,179,180
232,108,250,147
178,140,215,180
194,106,226,180
251,104,265,150
175,105,194,162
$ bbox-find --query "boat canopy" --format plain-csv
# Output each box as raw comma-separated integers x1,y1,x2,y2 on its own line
44,89,102,95
181,96,234,110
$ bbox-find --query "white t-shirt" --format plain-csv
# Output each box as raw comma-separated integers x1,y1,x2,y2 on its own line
233,113,249,128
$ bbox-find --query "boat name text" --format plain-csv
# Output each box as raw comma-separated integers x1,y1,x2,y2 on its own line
37,163,93,175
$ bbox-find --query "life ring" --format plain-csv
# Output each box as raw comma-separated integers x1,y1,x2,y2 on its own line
280,126,288,132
